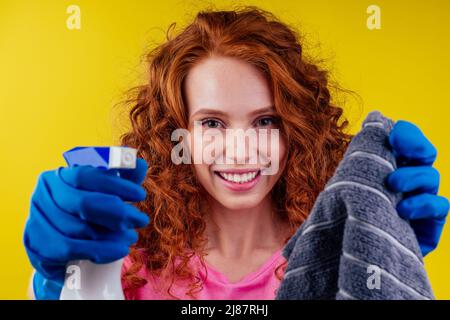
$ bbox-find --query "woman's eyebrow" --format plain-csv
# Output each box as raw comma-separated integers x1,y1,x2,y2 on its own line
190,108,227,118
249,106,276,116
190,106,275,119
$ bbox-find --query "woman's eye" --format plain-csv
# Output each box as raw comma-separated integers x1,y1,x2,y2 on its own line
202,119,222,129
256,116,277,127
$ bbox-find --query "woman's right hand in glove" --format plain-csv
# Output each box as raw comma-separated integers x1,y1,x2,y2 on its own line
23,158,150,299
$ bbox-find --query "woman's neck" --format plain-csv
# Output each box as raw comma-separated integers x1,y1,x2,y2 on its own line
204,195,288,259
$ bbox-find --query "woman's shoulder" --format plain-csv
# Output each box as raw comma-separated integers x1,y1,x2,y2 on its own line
121,250,162,299
122,248,199,274
121,250,200,300
122,249,148,276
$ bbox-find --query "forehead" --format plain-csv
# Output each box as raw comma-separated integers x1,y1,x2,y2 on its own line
184,56,273,118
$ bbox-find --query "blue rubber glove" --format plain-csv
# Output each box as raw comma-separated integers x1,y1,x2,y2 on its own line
387,121,449,256
23,158,150,299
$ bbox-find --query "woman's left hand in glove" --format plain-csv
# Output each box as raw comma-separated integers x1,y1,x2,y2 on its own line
387,120,449,256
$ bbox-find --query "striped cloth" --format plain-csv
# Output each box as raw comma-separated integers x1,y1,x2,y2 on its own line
275,111,434,300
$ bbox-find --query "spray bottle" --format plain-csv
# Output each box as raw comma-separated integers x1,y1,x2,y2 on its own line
59,146,137,300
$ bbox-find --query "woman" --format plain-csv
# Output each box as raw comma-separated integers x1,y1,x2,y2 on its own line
24,7,449,300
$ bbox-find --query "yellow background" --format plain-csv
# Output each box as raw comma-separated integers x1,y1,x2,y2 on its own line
1,0,449,299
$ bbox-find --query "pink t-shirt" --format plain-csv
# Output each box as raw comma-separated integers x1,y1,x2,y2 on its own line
121,248,286,300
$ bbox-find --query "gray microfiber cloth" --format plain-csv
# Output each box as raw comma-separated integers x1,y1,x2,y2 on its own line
275,111,434,300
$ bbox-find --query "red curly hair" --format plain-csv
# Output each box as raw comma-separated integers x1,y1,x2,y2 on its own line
120,6,353,299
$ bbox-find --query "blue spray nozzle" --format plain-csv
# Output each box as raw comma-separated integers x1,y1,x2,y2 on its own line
63,146,137,169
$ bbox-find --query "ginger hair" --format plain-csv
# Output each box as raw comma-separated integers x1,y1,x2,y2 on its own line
120,6,353,299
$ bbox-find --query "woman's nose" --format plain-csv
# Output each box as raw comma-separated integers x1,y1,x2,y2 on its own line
221,128,259,165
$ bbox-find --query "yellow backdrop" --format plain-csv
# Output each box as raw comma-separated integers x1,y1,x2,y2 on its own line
1,0,448,299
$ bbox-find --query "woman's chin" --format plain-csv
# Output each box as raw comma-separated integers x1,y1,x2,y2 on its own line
214,194,265,211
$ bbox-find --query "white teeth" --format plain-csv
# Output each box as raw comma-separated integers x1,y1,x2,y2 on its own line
218,171,258,184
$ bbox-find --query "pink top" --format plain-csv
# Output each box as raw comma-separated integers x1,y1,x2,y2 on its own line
121,249,286,300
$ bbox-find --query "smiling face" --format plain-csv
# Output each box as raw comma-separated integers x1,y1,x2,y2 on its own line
183,55,287,210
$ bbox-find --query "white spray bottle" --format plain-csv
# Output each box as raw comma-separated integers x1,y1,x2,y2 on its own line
59,146,138,300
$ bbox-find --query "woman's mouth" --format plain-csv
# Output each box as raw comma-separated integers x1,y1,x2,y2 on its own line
213,169,261,191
